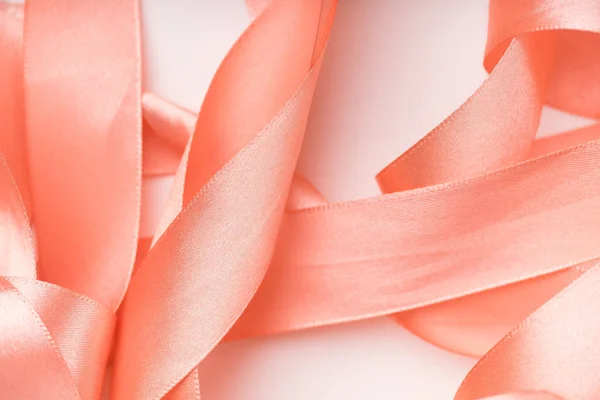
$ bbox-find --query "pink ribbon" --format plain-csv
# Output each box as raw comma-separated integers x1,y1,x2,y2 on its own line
0,1,140,398
2,0,600,399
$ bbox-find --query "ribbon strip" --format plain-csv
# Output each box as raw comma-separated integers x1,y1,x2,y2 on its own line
0,0,141,398
120,0,600,398
139,0,600,363
0,134,115,399
134,0,600,398
24,0,142,311
3,0,600,398
113,1,336,398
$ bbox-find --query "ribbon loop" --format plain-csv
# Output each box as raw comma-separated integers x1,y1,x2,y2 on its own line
112,1,337,398
485,0,600,118
0,276,115,400
0,278,81,400
456,261,600,399
1,1,141,398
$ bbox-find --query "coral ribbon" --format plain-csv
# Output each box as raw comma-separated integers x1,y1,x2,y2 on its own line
113,1,337,398
2,0,600,399
0,0,141,398
136,1,600,398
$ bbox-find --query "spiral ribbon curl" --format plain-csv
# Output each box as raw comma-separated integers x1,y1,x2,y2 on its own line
2,0,600,399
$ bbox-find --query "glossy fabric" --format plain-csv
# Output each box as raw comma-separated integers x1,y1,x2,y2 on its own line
1,0,600,399
0,1,139,398
24,0,142,311
113,1,336,398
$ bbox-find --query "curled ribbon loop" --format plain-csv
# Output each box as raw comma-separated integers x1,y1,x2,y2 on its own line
112,1,337,399
456,261,600,399
379,0,600,355
0,139,115,399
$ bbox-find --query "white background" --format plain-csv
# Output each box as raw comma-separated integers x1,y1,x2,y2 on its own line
140,1,592,399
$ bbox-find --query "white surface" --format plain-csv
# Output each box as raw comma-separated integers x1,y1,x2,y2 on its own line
141,1,593,399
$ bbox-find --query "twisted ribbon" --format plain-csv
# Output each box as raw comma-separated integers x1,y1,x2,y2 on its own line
2,0,600,399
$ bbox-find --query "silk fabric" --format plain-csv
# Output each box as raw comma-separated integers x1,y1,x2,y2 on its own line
1,0,600,399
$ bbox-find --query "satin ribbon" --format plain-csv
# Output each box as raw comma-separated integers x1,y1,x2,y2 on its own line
141,0,600,362
135,1,600,398
2,0,600,399
122,0,600,399
0,1,141,398
113,1,337,398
